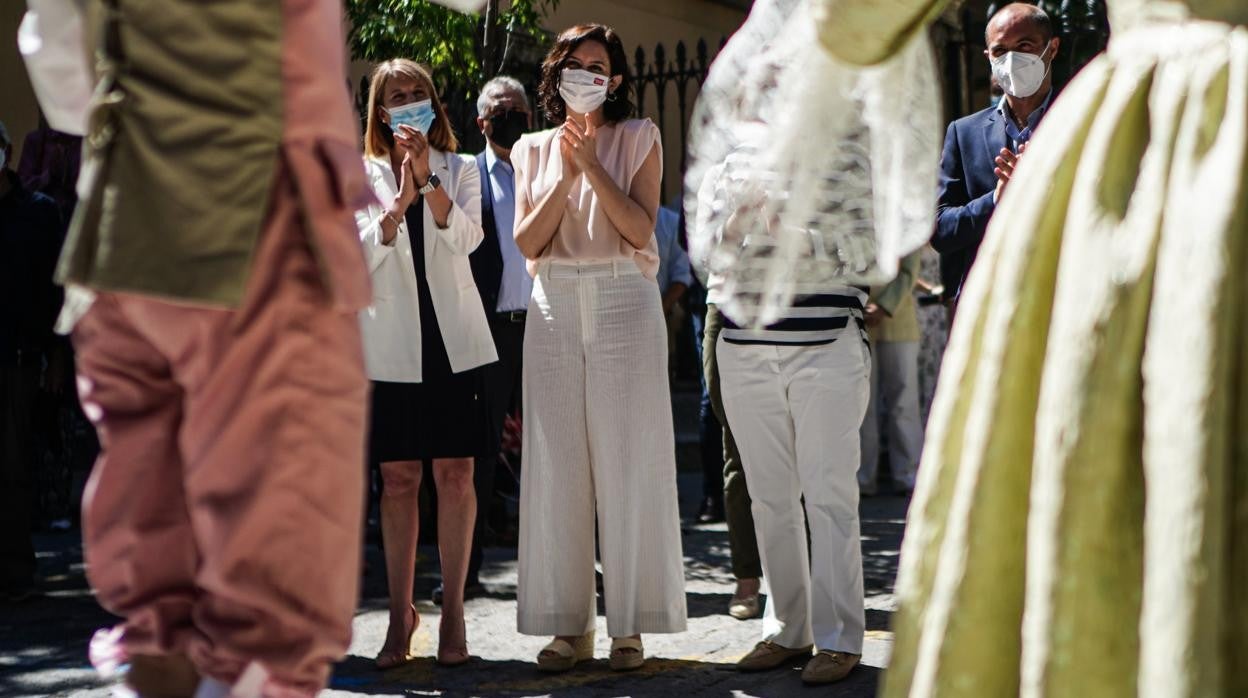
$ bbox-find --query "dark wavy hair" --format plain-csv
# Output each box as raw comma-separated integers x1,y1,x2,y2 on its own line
538,24,634,125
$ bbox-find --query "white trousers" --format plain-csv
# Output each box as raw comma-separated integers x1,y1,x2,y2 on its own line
517,262,688,637
718,335,870,653
859,340,924,489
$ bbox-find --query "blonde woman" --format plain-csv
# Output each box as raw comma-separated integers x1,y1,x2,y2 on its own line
356,59,497,669
512,24,687,673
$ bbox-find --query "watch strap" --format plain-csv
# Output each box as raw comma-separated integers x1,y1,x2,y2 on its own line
418,173,440,195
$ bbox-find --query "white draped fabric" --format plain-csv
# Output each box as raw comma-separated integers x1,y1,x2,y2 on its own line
684,0,942,327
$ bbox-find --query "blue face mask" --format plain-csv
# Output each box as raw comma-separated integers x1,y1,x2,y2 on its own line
388,99,436,135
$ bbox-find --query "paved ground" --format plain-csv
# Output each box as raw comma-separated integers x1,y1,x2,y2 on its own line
0,480,912,698
1,387,913,697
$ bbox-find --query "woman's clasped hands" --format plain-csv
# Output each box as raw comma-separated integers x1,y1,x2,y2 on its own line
558,117,601,183
394,124,434,186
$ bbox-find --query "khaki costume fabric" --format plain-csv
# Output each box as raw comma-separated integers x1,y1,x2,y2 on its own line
61,0,371,310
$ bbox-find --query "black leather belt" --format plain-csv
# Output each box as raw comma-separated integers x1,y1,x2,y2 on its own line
497,310,526,323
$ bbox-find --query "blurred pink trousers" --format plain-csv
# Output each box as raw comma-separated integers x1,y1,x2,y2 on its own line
72,169,369,694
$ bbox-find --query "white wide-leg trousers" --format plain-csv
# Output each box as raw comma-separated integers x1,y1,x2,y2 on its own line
517,262,688,638
859,339,924,490
718,335,870,653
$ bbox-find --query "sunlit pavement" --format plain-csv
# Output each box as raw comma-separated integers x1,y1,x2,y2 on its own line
1,472,911,698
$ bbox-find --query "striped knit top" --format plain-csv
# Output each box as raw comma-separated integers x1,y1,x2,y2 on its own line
720,287,870,347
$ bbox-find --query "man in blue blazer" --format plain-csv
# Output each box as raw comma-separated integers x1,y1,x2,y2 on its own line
933,3,1060,318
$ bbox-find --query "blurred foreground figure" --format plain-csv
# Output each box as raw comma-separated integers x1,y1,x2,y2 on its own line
887,1,1248,696
688,0,1246,695
686,0,946,681
683,0,944,327
22,1,374,696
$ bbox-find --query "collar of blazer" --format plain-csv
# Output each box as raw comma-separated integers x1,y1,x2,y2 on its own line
367,148,451,199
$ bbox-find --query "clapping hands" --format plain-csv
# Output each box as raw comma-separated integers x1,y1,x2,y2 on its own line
558,118,601,183
993,141,1029,203
395,124,434,185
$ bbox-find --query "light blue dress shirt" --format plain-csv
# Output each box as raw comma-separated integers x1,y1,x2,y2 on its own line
997,88,1053,151
654,206,693,295
486,147,533,313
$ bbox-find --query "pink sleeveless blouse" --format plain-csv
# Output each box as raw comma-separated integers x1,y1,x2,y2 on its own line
511,118,663,279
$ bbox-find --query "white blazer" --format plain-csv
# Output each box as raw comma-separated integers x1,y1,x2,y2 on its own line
356,149,498,382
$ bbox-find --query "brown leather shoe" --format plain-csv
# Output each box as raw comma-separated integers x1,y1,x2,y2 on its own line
800,650,859,684
124,654,201,698
735,641,813,671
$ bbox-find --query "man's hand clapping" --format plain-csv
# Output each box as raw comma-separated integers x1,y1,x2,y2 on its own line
993,141,1029,204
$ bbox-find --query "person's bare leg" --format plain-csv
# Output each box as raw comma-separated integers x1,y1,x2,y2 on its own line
432,458,475,664
735,577,761,599
378,460,422,663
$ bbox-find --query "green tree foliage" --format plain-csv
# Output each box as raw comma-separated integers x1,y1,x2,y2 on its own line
345,0,558,92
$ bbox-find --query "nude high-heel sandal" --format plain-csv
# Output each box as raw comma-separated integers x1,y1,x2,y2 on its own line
375,604,420,670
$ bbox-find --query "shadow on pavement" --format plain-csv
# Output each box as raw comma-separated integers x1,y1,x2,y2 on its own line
0,593,112,697
331,654,881,697
684,590,735,619
4,482,908,698
0,535,115,698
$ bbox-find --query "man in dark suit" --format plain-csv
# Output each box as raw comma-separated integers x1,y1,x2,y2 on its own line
433,76,532,605
933,3,1060,321
0,120,64,603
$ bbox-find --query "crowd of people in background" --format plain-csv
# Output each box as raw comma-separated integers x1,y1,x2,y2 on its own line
0,118,92,604
0,1,1071,695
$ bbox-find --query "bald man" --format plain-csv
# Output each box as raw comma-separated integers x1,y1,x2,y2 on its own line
931,2,1060,318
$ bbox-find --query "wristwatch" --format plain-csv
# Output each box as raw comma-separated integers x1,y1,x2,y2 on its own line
418,173,441,196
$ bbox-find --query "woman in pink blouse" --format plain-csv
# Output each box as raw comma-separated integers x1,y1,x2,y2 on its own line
511,24,688,673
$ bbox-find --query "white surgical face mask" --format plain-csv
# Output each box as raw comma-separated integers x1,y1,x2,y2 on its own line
990,42,1052,99
559,68,610,115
